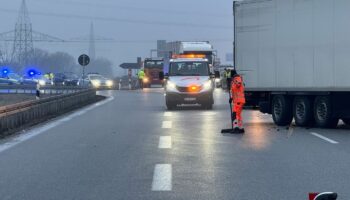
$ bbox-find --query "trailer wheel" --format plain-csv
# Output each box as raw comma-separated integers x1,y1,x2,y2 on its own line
293,96,313,126
342,119,350,125
272,95,293,126
342,119,350,126
314,96,339,128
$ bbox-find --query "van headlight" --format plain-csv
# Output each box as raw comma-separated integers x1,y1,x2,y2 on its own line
202,80,213,91
166,81,176,91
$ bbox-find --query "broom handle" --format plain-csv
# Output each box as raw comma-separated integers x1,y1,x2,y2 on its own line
228,78,234,130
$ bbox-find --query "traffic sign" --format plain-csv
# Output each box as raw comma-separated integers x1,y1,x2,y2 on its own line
78,54,90,66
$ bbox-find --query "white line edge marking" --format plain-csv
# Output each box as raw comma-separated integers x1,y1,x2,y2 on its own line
158,136,172,149
162,121,172,129
152,164,172,191
0,96,115,153
310,132,339,144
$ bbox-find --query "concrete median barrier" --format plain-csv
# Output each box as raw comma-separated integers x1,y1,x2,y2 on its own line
0,89,99,136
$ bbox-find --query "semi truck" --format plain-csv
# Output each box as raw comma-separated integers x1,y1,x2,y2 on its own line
163,41,216,72
234,0,350,128
143,58,164,88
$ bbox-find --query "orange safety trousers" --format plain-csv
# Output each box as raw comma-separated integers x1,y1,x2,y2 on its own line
231,75,245,128
233,103,244,128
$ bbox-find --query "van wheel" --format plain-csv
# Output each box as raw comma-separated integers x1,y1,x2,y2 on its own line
293,96,313,126
272,95,293,126
166,98,176,110
314,96,339,128
166,103,176,110
202,103,213,110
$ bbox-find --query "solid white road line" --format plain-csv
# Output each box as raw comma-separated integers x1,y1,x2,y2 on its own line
0,96,115,154
158,136,172,149
164,112,172,117
162,121,172,129
310,132,339,144
152,164,172,191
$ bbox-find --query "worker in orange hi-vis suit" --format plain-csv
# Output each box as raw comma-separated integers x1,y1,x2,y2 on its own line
229,74,246,133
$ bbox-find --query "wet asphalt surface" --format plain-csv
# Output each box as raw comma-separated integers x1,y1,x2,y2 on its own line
0,88,349,200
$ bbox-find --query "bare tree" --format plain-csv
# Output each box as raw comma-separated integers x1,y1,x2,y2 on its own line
86,57,114,78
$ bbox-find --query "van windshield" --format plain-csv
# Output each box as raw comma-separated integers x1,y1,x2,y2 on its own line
169,62,209,76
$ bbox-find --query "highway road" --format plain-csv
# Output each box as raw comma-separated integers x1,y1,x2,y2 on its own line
0,88,349,199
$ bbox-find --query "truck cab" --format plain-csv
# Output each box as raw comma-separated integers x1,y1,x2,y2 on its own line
143,58,164,88
162,55,217,110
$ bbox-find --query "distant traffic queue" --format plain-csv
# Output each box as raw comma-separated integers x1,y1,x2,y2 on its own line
0,67,114,89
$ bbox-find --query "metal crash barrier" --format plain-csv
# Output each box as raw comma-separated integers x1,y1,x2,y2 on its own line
0,89,97,134
0,85,88,94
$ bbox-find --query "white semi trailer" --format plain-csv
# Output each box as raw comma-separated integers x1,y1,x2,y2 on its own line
234,0,350,128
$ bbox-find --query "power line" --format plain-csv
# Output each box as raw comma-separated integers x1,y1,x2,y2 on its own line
31,0,231,19
21,39,233,44
0,8,232,30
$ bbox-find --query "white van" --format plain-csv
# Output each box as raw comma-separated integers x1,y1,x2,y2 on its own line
160,56,219,110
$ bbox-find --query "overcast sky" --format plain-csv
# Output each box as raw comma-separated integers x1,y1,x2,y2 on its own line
0,0,233,73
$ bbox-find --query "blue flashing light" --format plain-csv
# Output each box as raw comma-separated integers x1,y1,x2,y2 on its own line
28,70,36,77
2,69,9,75
26,68,42,77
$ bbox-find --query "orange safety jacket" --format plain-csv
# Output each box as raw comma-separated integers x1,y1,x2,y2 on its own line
231,75,246,104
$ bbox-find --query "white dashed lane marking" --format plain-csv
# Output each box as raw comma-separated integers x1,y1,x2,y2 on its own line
162,121,172,129
152,164,172,191
164,112,172,117
310,132,339,144
158,136,172,149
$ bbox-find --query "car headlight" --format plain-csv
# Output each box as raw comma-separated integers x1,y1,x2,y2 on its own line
143,77,149,83
91,80,101,87
203,80,213,90
166,81,176,90
106,80,113,87
38,80,46,86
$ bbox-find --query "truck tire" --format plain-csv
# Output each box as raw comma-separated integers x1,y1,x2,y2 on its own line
342,119,350,126
314,96,339,128
293,96,313,127
272,95,293,126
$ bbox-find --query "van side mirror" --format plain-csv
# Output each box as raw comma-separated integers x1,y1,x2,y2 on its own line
160,72,169,80
214,71,220,78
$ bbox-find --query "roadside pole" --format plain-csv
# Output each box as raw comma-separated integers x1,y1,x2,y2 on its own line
78,54,90,87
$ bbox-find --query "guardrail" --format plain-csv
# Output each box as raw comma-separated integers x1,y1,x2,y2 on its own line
0,85,88,95
0,89,97,134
